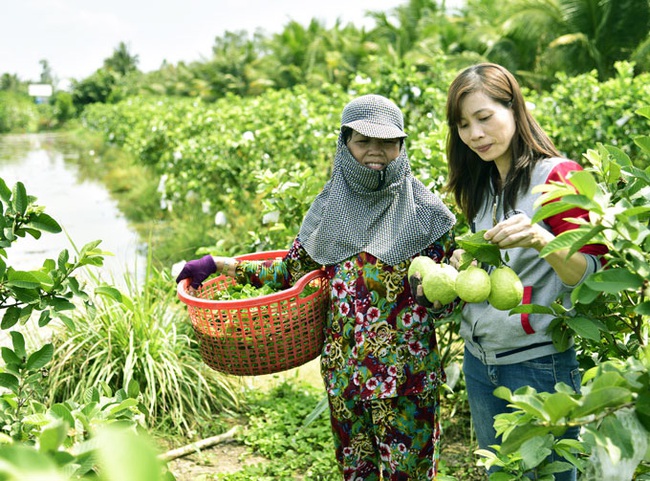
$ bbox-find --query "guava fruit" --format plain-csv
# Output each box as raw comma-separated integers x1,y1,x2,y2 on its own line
455,265,491,303
408,256,437,279
488,266,524,310
422,263,459,305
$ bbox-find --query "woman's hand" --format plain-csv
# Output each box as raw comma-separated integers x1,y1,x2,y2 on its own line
175,255,217,288
484,213,552,252
409,272,433,308
484,213,588,286
409,272,446,309
450,249,467,270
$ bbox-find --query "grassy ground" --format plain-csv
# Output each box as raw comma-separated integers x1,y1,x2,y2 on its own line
439,403,488,481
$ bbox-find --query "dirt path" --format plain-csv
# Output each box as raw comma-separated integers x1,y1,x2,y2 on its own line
166,359,323,480
168,441,269,480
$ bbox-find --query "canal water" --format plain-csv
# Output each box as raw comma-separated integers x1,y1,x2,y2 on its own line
0,133,146,286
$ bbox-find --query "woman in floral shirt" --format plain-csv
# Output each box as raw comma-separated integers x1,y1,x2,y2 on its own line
177,94,457,480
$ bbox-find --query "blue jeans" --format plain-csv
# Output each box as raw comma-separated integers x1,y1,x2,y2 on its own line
463,347,581,481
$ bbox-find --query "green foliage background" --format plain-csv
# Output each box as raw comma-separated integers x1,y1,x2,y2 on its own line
79,62,650,262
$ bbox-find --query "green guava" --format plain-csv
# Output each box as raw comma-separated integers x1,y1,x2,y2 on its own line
488,266,524,310
455,265,491,303
408,256,437,279
422,263,458,305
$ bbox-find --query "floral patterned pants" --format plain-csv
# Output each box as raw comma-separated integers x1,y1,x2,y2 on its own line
328,393,441,480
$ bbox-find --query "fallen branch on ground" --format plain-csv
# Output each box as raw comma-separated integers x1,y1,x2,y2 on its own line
159,426,241,461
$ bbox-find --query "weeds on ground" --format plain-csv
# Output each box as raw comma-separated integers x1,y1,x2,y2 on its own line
206,378,486,481
439,392,487,481
215,381,338,480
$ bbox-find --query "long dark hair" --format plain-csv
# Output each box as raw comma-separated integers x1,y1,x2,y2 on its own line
444,63,561,222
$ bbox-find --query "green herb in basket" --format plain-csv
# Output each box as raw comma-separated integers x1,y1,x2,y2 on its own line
213,280,321,301
299,283,320,298
212,283,280,301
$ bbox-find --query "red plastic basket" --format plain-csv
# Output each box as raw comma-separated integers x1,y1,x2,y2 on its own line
177,250,328,376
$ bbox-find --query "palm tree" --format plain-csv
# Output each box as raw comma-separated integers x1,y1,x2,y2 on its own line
320,21,372,87
631,33,650,72
366,0,445,66
202,30,263,98
103,42,140,76
257,19,323,88
39,59,54,84
501,0,650,80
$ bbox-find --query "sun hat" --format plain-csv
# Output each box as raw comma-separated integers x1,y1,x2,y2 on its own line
341,94,407,139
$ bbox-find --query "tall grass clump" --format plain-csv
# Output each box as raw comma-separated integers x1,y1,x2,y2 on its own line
46,263,241,434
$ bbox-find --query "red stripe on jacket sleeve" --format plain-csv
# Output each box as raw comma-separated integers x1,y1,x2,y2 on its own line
521,286,534,334
543,161,608,259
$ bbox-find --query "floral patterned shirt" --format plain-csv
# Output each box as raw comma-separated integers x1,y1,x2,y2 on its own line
236,233,456,401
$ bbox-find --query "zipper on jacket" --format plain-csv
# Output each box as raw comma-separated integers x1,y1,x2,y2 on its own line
492,194,500,227
376,169,386,190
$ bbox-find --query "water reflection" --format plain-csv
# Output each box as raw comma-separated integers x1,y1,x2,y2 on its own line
0,133,146,286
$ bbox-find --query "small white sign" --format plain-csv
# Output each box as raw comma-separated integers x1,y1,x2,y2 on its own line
28,84,53,97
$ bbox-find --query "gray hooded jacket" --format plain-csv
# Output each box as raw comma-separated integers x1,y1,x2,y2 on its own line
461,158,604,365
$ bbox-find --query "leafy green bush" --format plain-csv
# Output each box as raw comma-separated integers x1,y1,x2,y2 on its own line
51,90,77,125
71,69,119,110
0,177,174,480
528,62,650,166
0,91,39,133
81,86,346,252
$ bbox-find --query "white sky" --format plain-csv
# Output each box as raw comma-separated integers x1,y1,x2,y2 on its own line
0,0,440,85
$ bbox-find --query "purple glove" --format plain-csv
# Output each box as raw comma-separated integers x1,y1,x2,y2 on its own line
409,272,433,308
176,255,217,289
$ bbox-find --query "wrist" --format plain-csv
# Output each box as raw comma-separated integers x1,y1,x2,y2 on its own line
217,257,238,277
532,226,554,252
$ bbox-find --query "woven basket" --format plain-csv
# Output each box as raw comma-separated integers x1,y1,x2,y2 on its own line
177,250,328,376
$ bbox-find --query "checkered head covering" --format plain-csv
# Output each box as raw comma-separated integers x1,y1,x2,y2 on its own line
299,95,455,266
341,94,407,139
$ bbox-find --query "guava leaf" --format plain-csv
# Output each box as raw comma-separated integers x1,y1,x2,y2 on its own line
12,182,28,215
500,425,550,454
551,324,572,352
571,282,600,305
509,304,555,315
543,392,580,423
25,343,54,370
0,373,19,393
456,230,502,266
585,268,643,293
565,316,603,341
0,178,11,203
30,213,62,233
571,387,633,419
636,390,650,430
50,403,75,428
634,301,650,315
634,135,650,153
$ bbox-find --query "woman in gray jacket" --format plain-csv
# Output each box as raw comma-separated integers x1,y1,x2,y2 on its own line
444,63,607,481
